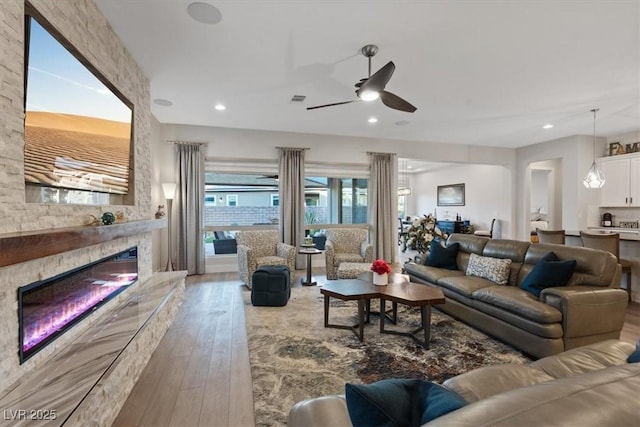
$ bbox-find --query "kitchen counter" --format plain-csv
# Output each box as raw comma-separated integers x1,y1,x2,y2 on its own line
566,229,640,241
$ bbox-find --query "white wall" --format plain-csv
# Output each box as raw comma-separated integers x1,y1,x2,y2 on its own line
161,124,515,168
530,169,549,214
408,164,513,238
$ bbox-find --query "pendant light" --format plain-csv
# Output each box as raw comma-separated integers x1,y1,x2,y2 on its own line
583,108,606,189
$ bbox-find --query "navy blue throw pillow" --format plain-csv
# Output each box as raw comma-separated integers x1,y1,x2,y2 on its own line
628,340,640,363
520,251,576,297
345,378,467,427
426,241,460,270
627,349,640,363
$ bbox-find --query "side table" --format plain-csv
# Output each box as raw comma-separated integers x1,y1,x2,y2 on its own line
299,247,322,286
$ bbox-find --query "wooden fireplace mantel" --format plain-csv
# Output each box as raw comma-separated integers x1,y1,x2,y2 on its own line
0,218,166,268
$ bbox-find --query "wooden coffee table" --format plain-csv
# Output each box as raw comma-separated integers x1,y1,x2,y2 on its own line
380,283,445,349
358,272,445,349
321,273,444,346
320,279,378,341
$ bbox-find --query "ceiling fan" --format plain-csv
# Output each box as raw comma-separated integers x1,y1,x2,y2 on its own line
307,44,417,113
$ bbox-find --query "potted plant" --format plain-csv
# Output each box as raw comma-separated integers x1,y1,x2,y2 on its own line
401,214,448,255
370,259,391,285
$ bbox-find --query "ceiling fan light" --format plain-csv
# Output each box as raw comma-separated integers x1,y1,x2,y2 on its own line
583,161,606,189
359,90,379,101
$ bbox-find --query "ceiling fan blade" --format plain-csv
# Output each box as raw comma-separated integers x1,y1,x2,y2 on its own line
380,91,417,113
357,61,395,95
306,100,359,110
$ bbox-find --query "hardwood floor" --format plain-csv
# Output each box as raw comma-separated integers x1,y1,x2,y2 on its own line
113,268,640,427
113,272,257,427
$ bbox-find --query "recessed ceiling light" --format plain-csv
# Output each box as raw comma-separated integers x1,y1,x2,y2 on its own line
368,117,378,124
187,2,222,24
214,104,226,111
153,98,173,106
543,124,554,129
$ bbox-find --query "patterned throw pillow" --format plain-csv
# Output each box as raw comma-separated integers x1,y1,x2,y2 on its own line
466,253,512,285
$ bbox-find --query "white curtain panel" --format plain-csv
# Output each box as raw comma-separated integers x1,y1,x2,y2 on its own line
278,147,306,269
368,152,398,263
174,143,205,275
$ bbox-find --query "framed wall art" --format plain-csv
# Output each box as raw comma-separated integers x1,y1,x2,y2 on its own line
437,183,465,206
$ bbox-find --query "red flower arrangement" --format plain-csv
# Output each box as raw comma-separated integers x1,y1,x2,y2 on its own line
370,259,391,275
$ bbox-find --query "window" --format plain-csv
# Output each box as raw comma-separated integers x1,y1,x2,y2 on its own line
305,193,320,206
271,194,279,206
226,195,238,206
304,176,368,225
205,195,216,206
398,195,406,219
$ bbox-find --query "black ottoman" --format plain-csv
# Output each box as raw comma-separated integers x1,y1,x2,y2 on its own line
251,265,291,307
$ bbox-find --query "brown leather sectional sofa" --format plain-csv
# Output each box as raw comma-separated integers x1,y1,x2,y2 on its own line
404,234,629,359
289,339,639,426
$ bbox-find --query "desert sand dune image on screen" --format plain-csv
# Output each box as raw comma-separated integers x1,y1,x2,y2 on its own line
25,111,132,194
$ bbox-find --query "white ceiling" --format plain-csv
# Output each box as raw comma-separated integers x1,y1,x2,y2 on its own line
94,0,640,148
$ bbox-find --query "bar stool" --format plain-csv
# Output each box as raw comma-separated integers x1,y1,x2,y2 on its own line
580,231,632,301
536,229,566,244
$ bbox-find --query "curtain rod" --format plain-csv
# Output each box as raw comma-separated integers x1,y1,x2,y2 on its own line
276,146,310,151
367,151,396,155
167,140,209,145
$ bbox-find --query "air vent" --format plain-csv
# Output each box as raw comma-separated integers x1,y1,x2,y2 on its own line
291,95,306,103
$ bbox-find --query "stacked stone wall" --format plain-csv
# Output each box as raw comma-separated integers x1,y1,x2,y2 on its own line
0,0,153,395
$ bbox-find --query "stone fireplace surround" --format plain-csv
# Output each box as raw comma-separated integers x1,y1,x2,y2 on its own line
0,220,185,425
0,0,168,422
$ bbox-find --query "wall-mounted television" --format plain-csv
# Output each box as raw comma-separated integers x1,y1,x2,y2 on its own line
23,9,134,196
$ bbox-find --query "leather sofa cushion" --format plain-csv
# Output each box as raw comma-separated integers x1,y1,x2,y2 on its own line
469,299,564,338
426,363,640,427
482,239,530,263
443,364,554,403
524,243,618,288
530,339,635,378
437,275,496,299
471,286,562,324
447,234,488,272
403,263,465,284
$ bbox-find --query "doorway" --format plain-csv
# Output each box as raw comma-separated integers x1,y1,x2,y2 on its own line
529,159,562,238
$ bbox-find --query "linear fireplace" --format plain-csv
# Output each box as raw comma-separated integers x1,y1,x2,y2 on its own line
18,247,138,363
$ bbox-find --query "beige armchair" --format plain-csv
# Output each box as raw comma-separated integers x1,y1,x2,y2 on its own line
324,228,374,280
236,230,296,289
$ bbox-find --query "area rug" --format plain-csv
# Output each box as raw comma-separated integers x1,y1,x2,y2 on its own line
244,285,531,426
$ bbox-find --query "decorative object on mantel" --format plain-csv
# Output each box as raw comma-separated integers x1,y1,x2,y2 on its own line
401,214,448,254
87,215,101,226
583,108,606,189
370,259,391,285
101,212,116,225
155,205,166,219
